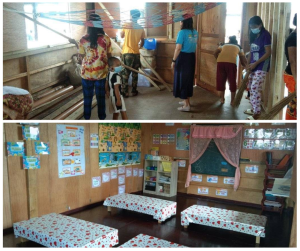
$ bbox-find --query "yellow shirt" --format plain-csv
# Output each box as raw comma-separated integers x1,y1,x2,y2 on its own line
122,23,145,54
78,34,112,80
217,44,244,65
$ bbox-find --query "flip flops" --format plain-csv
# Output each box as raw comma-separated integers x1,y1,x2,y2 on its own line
247,116,255,120
244,109,254,115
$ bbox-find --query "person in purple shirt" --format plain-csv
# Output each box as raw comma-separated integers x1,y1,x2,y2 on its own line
244,16,272,120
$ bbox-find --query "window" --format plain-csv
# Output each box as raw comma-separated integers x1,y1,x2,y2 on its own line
24,2,71,49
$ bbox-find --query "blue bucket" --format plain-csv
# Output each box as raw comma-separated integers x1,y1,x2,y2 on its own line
144,38,157,50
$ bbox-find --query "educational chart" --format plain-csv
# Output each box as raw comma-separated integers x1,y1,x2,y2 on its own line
7,142,25,156
243,128,296,150
56,125,85,178
99,123,141,168
22,125,40,140
153,134,175,145
176,128,190,150
90,134,99,148
92,177,101,188
34,142,50,155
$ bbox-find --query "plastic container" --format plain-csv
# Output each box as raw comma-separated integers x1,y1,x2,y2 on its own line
144,38,157,50
128,68,153,87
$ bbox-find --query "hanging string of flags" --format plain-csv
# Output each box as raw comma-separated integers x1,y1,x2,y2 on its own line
4,3,222,29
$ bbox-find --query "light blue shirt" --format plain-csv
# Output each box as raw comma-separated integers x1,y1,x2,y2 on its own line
176,29,198,53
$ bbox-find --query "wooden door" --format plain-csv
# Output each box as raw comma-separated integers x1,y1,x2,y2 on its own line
196,3,226,95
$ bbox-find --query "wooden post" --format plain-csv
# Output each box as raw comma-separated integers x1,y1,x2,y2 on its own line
25,56,31,94
255,236,260,245
168,3,173,40
196,5,202,86
25,140,38,219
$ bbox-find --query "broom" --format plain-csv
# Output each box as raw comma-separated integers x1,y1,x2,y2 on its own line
232,71,251,107
259,92,296,120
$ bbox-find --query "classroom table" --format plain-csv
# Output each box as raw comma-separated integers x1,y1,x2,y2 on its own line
104,193,177,223
118,234,187,248
181,205,267,245
13,213,119,248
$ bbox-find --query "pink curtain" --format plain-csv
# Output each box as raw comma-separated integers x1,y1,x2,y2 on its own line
186,125,243,191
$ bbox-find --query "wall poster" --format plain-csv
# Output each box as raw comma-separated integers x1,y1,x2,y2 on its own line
56,125,85,178
176,128,190,150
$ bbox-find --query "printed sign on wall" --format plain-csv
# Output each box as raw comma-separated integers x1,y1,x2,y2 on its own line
138,169,144,177
245,165,259,173
22,126,40,140
57,125,85,178
34,142,50,155
133,168,138,177
90,134,99,148
102,172,110,183
23,156,40,169
216,188,228,196
92,177,101,188
191,174,202,182
118,175,125,185
223,177,235,185
118,185,125,194
7,142,25,156
110,169,118,179
198,187,209,195
126,167,132,177
207,176,218,183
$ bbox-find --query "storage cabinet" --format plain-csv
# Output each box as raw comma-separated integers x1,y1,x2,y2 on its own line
143,159,178,197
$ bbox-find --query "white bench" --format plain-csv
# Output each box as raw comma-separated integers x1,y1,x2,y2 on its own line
181,205,267,245
119,234,187,248
104,193,177,223
13,213,119,248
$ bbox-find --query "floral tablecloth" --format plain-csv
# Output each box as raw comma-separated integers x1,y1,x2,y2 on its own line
119,234,187,248
104,194,177,222
181,205,267,237
13,213,119,248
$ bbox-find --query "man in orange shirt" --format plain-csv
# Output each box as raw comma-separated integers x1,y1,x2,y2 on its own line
120,9,145,98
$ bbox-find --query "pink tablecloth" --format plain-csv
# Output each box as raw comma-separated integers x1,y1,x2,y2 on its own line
119,234,187,248
181,205,267,237
13,213,118,248
104,194,177,222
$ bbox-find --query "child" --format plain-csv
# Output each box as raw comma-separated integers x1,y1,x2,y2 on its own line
106,57,128,120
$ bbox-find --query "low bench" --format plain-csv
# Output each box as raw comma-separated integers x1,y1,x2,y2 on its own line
104,193,177,223
118,234,187,248
181,205,267,245
13,213,119,248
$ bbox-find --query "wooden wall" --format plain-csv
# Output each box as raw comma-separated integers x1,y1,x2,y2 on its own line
3,123,144,229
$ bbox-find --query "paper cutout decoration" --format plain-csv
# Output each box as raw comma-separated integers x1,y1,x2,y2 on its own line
138,169,144,177
207,176,218,183
22,126,40,140
92,176,101,188
118,175,125,185
34,142,50,155
118,185,125,194
7,142,25,156
223,177,235,185
102,172,110,183
23,156,40,169
252,140,264,149
198,187,209,195
90,134,99,148
110,169,118,179
273,140,286,150
245,165,259,173
176,128,190,150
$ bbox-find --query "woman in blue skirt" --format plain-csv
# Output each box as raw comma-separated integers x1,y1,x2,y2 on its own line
171,17,198,112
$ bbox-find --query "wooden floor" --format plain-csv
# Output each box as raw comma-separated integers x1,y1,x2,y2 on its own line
3,194,293,247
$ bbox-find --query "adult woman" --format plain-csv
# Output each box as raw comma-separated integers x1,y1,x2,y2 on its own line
3,86,33,120
214,35,247,105
284,13,297,120
171,17,198,112
244,16,271,120
78,13,112,120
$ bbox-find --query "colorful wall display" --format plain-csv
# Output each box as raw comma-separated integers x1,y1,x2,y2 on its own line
176,128,190,150
245,165,259,173
92,177,101,188
7,142,25,156
118,185,125,194
23,156,40,169
22,125,40,140
223,177,235,185
99,123,141,168
34,142,50,155
191,174,202,182
56,125,85,178
207,176,218,183
102,172,110,183
153,134,175,145
216,188,228,196
110,169,118,179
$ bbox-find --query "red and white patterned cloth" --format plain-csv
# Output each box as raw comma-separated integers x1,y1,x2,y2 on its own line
181,205,267,237
104,194,177,222
119,234,187,248
13,213,118,248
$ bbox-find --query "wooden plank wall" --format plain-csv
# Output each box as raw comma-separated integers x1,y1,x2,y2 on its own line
3,123,144,229
256,3,291,115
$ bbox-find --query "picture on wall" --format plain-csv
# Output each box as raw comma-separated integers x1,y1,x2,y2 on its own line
176,128,190,150
56,125,85,178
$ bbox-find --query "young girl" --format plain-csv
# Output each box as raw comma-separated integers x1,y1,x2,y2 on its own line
106,57,128,120
245,16,272,120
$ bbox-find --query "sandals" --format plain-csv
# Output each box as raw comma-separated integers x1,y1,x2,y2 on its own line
247,116,255,120
178,106,191,112
244,109,254,115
